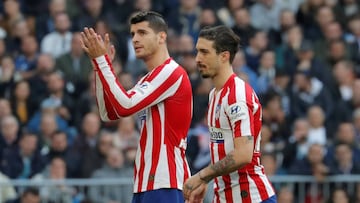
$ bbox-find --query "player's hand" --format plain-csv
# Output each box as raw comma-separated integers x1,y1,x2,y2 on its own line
187,183,207,203
183,174,208,202
80,27,107,59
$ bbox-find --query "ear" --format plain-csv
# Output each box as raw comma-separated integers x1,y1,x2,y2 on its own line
220,51,230,63
158,31,167,44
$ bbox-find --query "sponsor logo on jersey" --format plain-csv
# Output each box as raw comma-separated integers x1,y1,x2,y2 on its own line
209,128,224,143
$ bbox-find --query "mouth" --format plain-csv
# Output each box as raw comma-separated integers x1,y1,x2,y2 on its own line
197,64,206,71
134,46,143,52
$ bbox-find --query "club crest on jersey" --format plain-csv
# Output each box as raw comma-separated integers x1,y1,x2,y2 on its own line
209,128,224,143
215,104,221,120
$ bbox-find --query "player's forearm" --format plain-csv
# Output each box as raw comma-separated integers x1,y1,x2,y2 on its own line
198,136,254,182
198,151,251,182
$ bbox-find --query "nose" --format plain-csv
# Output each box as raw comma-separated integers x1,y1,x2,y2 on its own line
195,53,201,63
132,34,139,44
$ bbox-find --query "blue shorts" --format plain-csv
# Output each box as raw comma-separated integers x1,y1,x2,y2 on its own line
261,195,277,203
132,188,184,203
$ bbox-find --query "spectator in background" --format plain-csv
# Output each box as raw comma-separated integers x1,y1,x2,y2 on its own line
289,143,329,202
326,122,360,163
89,147,133,203
296,0,325,39
257,50,277,94
329,143,360,175
326,40,351,67
7,19,32,55
346,16,360,65
27,53,55,104
261,91,290,141
0,115,19,160
186,116,211,174
27,98,69,142
199,8,220,29
73,73,98,129
113,116,139,152
117,71,135,91
44,70,76,125
43,130,79,177
313,21,348,62
34,0,67,42
276,24,303,70
250,0,283,32
40,12,72,59
9,80,37,127
55,32,93,98
268,9,297,48
0,55,20,98
306,105,327,146
216,0,245,27
167,0,202,40
231,7,257,47
232,50,259,92
326,188,351,203
75,0,118,33
0,172,17,203
291,70,334,120
0,132,45,179
32,157,75,203
72,112,102,178
14,35,39,79
6,187,41,203
0,98,12,123
0,0,24,35
276,186,295,203
244,29,269,73
282,118,310,170
331,60,356,102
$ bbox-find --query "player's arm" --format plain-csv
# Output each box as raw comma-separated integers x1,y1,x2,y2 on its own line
198,135,253,182
94,55,183,117
81,27,181,120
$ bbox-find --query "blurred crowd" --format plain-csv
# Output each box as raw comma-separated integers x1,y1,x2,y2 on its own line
1,0,360,202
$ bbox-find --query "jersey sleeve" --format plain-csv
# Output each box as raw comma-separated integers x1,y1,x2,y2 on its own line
94,55,184,120
95,72,119,121
225,101,252,138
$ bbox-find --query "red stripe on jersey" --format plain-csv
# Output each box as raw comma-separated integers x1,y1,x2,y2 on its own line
182,149,189,182
167,145,177,188
146,106,162,190
239,172,251,202
103,91,118,120
250,171,269,200
137,124,148,192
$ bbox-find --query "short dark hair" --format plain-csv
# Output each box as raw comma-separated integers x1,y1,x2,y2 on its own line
130,11,168,33
199,25,240,63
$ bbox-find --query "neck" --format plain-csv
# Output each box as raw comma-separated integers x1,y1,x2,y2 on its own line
144,47,170,71
213,64,234,90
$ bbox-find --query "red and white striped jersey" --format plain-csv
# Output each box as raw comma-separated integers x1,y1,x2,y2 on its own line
93,55,192,193
207,74,275,203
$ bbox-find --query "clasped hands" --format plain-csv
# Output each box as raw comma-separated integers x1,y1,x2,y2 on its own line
183,173,208,203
